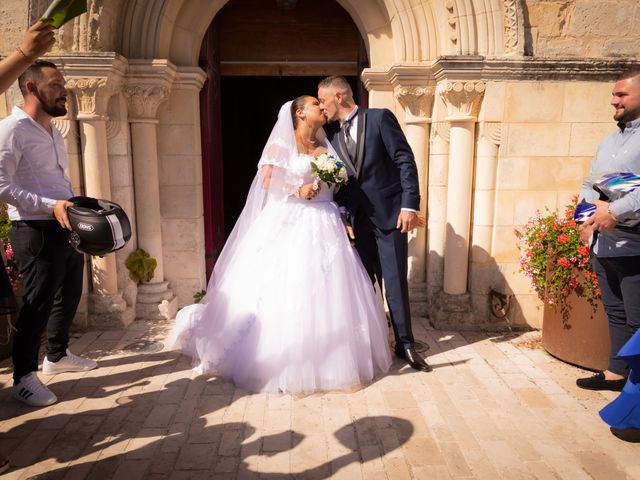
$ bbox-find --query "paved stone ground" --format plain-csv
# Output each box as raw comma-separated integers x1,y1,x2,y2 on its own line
0,317,637,480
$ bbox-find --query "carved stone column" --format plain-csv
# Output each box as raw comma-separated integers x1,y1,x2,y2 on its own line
427,122,450,301
472,123,501,263
438,80,485,296
394,86,434,285
125,60,178,320
63,54,134,328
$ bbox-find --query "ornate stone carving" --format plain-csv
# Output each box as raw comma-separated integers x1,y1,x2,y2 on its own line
66,77,110,117
105,120,121,140
479,122,502,145
51,118,77,140
438,81,486,119
394,86,435,119
445,0,458,47
123,85,170,121
503,0,519,53
431,122,451,142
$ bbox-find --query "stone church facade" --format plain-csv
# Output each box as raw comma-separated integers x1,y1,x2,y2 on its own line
0,0,638,330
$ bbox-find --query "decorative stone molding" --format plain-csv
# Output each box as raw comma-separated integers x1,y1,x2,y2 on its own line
123,85,170,121
125,60,177,122
503,0,519,54
105,119,121,140
51,118,77,140
66,77,111,119
46,53,128,120
173,67,208,92
445,0,458,47
479,122,502,146
431,121,451,142
438,81,485,119
394,86,434,120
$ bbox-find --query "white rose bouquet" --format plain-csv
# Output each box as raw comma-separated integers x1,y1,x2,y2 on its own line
310,152,348,190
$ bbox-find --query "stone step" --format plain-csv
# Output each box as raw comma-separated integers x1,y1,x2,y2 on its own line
410,301,429,316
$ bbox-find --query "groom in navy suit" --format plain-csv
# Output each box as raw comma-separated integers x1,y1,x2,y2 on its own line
318,76,432,372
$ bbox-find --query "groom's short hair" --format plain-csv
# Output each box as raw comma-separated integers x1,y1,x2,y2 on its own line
319,76,353,100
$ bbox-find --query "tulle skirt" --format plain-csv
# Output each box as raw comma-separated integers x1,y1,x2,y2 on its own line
169,197,392,393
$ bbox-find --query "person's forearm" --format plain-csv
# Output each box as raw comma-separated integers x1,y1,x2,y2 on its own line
0,49,33,94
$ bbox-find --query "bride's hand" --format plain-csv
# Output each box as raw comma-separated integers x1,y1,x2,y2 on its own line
298,183,320,200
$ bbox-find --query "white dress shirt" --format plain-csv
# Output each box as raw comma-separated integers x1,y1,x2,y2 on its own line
0,106,74,220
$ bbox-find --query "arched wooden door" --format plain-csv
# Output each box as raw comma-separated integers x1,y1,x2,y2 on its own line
199,0,368,278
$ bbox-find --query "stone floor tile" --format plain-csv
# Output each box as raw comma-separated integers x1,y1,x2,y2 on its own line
2,326,640,479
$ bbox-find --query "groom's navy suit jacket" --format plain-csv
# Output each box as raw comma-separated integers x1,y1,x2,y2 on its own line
328,108,420,230
327,107,420,348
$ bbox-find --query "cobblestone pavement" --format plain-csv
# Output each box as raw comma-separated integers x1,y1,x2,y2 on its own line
0,317,636,479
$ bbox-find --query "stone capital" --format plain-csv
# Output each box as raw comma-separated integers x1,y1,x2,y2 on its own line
46,53,128,120
125,59,177,121
66,77,118,120
123,85,171,122
394,86,434,120
437,80,485,120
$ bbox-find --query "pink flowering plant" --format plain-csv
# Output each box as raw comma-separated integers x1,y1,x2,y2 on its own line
514,195,600,323
0,203,21,292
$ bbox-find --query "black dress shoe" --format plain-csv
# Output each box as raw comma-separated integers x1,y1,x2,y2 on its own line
610,427,640,443
576,372,626,391
398,347,432,372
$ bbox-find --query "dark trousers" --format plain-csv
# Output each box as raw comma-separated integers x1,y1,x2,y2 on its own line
353,213,414,349
10,220,84,384
591,254,640,375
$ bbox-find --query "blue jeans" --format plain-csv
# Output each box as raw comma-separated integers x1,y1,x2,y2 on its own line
591,254,640,375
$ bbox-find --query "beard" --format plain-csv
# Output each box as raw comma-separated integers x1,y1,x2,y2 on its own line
33,88,67,117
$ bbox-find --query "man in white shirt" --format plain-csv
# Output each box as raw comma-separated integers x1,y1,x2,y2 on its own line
0,60,97,407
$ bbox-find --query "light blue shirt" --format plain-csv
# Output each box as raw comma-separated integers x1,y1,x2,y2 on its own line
0,106,74,220
579,118,640,256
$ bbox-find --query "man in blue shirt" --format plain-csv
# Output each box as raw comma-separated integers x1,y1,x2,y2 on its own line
577,68,640,391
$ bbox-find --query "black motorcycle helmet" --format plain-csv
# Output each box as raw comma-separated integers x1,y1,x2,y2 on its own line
67,196,132,256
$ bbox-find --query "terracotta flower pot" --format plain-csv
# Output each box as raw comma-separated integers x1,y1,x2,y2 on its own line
542,293,610,371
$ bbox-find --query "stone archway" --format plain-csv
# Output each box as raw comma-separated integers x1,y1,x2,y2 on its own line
117,0,522,69
109,0,523,309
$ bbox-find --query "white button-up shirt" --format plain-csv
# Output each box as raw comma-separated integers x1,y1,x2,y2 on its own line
0,106,74,220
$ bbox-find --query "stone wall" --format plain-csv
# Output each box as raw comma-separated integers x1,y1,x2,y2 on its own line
524,0,640,58
475,79,615,328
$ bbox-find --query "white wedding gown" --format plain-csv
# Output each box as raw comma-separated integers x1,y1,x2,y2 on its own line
169,153,392,393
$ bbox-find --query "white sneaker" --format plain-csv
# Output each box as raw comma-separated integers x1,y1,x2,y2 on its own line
12,372,57,407
42,349,98,375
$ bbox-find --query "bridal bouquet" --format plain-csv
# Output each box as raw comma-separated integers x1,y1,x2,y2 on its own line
310,153,348,189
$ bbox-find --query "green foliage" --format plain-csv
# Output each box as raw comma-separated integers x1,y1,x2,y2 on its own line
514,195,600,323
193,289,206,303
125,248,157,283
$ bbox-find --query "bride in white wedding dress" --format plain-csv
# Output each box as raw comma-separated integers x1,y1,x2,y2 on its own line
169,96,391,393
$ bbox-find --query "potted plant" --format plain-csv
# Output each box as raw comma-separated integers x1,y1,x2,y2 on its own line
515,195,610,370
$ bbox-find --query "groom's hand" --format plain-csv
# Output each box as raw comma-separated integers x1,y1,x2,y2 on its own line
397,210,418,233
341,214,355,243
